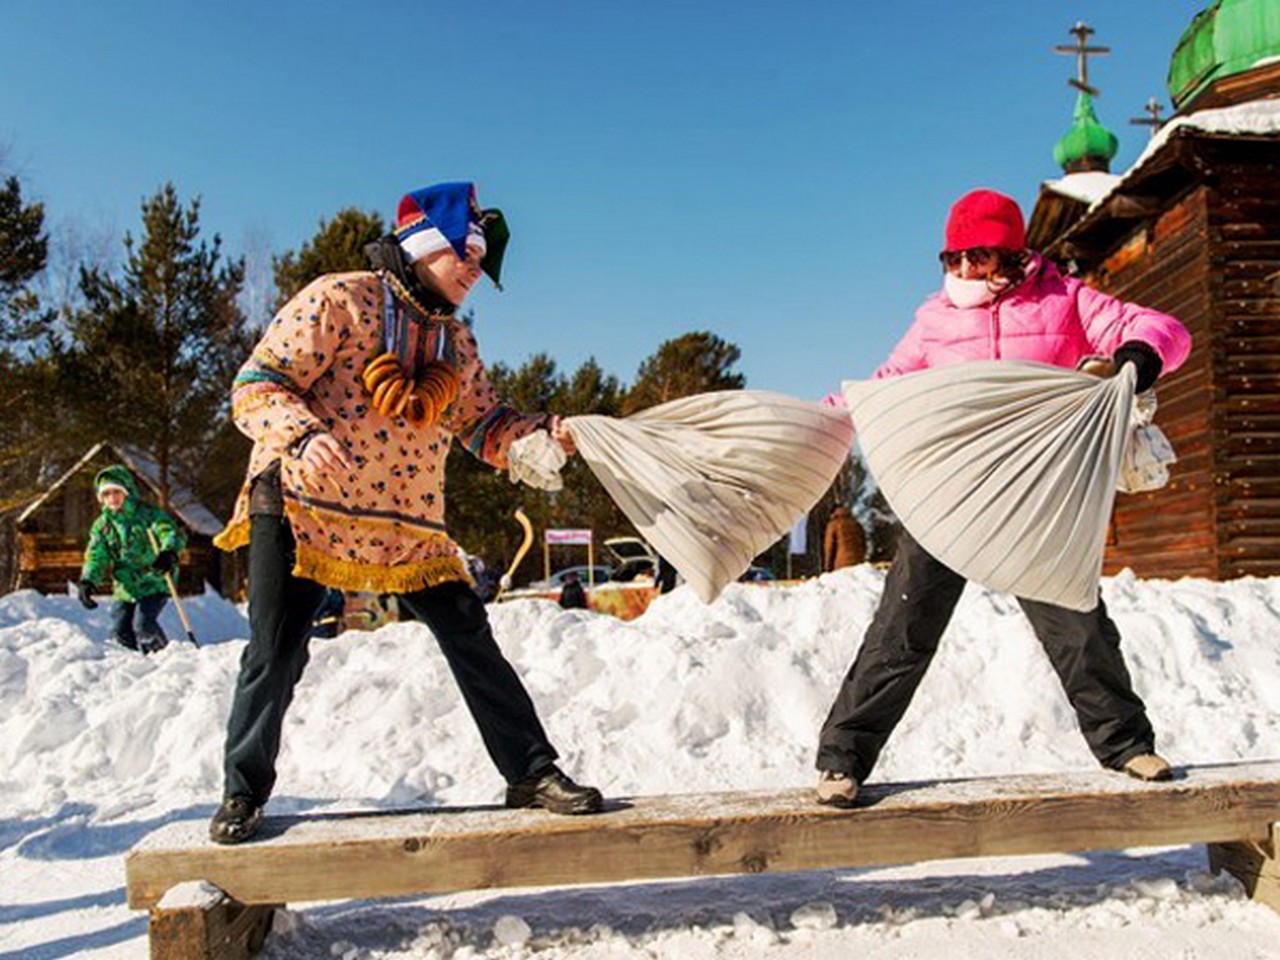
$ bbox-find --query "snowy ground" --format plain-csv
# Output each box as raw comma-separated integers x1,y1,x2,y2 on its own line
2,567,1279,959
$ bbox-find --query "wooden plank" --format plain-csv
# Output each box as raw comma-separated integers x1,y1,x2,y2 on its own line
1208,824,1280,917
1225,558,1280,578
125,761,1280,910
148,882,277,960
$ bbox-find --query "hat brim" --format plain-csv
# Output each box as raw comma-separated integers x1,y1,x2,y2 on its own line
478,208,509,288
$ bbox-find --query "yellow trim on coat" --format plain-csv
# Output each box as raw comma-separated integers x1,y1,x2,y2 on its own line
213,519,250,553
293,543,470,593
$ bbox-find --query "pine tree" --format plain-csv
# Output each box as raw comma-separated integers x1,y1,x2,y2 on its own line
273,208,385,308
0,171,60,586
0,172,56,500
65,183,253,511
446,354,631,586
0,174,49,344
623,331,745,413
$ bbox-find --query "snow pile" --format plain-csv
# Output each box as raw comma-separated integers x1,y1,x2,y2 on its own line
2,571,1279,958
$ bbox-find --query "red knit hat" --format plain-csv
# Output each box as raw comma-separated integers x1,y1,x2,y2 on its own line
944,189,1026,252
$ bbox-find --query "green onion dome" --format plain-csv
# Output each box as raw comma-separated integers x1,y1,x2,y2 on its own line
1053,91,1120,174
1169,0,1280,110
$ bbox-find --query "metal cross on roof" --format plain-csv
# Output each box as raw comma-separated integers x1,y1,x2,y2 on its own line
1054,21,1110,97
1128,97,1166,138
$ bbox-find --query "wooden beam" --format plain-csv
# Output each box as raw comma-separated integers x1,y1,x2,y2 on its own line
147,882,277,960
1208,824,1280,916
127,761,1280,910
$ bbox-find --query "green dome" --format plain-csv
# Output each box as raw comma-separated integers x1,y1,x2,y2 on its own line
1053,91,1119,173
1169,0,1280,109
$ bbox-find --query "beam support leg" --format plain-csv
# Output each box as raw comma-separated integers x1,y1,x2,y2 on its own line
1208,824,1280,917
148,881,280,960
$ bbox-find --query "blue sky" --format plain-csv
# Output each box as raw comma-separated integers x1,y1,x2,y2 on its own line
2,1,1208,398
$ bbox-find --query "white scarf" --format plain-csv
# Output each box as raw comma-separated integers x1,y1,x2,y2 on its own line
944,273,999,308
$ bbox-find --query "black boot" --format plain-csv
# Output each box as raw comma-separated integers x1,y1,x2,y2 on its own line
505,765,603,815
139,634,169,655
209,795,264,844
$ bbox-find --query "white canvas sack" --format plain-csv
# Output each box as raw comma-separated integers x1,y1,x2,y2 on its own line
537,391,856,604
843,360,1141,613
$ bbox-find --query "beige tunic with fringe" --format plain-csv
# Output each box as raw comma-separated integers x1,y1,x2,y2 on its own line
214,271,548,593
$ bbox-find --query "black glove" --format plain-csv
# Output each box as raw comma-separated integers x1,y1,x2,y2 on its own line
77,580,99,610
1112,340,1163,393
152,549,179,575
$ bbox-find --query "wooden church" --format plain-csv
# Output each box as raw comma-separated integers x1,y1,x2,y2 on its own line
1027,3,1280,581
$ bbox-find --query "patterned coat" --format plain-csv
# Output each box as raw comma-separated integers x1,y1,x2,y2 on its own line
214,271,550,593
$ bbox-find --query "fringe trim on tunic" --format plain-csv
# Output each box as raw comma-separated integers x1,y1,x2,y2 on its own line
293,543,470,593
213,519,250,553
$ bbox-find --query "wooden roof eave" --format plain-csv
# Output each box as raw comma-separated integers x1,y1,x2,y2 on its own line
13,442,109,529
1051,129,1280,265
1048,133,1206,265
1026,184,1088,254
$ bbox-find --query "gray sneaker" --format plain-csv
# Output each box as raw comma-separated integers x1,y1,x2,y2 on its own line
816,770,858,808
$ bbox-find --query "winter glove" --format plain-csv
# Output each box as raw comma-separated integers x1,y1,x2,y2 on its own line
77,580,99,610
152,549,179,575
1112,340,1163,393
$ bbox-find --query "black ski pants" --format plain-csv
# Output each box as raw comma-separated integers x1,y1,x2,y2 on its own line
223,514,559,804
816,531,1156,783
111,594,168,650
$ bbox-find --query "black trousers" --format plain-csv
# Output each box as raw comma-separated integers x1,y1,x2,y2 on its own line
111,595,168,649
816,531,1156,783
223,514,559,803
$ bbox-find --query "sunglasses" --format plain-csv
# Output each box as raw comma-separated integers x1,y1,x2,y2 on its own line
938,248,996,270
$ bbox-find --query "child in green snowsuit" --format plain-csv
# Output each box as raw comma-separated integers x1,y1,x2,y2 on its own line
78,465,186,653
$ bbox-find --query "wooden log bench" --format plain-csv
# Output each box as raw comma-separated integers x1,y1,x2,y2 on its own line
125,759,1280,959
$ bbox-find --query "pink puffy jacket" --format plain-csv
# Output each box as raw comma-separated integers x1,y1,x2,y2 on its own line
875,255,1192,380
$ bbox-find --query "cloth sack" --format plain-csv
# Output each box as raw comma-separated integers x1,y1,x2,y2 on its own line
553,391,854,603
843,360,1139,613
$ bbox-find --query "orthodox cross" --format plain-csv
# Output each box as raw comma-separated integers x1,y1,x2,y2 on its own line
1054,21,1110,97
1129,97,1166,137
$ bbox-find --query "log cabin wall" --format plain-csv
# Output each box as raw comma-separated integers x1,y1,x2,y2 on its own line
1207,147,1280,579
1082,139,1280,582
1089,186,1218,579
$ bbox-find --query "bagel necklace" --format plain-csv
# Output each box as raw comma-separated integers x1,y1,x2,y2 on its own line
362,271,461,425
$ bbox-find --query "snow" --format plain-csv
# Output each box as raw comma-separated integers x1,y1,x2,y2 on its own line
2,570,1280,958
1041,172,1121,206
1086,98,1280,215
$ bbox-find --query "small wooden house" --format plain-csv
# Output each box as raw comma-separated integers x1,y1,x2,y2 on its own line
1028,3,1280,581
13,441,231,596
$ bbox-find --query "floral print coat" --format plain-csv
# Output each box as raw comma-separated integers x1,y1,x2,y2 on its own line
214,271,549,593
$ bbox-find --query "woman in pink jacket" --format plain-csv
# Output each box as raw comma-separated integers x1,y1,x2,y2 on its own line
815,189,1192,808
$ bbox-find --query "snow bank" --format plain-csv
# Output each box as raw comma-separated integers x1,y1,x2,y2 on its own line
2,570,1279,958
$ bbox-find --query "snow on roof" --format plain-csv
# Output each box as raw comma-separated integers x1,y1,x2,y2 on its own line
14,440,225,536
1041,171,1122,206
116,444,225,536
1085,98,1280,215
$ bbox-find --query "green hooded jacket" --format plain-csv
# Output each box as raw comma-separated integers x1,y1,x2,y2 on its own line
81,465,187,602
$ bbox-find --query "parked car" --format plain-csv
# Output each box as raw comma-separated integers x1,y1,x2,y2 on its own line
528,565,614,591
603,537,659,582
